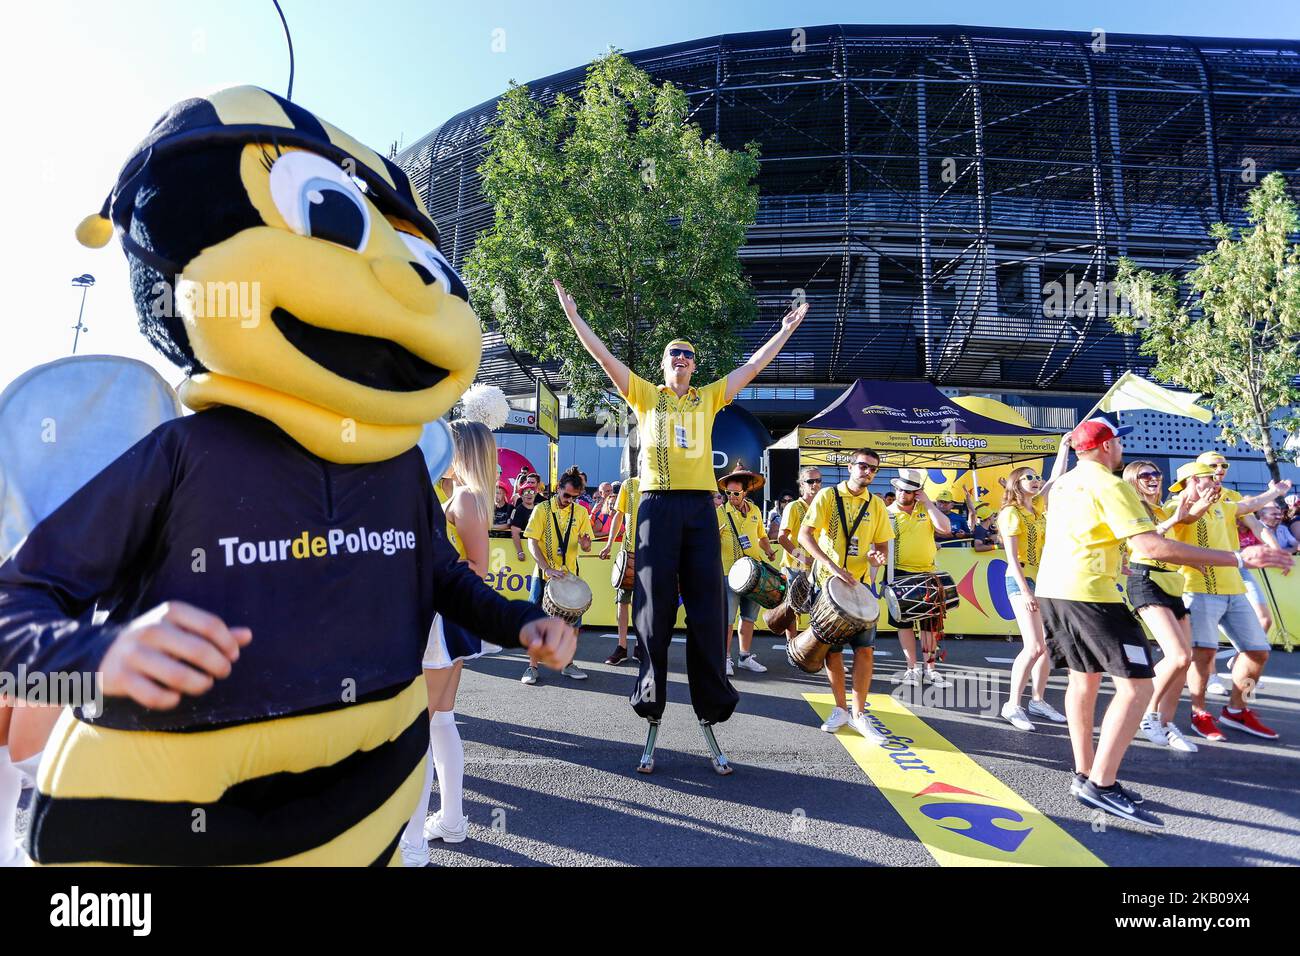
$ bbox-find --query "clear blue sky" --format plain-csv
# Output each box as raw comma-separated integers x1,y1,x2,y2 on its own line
4,0,1297,390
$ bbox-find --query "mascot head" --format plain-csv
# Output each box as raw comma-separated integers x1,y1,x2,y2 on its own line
76,86,481,463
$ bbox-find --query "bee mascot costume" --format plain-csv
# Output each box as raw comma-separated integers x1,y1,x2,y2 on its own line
0,86,573,866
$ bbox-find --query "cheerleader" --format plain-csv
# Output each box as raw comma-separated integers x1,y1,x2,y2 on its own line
400,420,503,865
1123,461,1208,752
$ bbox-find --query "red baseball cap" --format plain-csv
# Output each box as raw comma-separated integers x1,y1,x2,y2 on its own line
1069,414,1133,451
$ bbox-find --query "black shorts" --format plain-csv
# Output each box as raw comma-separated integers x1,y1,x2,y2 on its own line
1039,597,1155,679
1126,568,1189,620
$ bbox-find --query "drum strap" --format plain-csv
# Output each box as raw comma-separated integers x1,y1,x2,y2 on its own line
725,507,746,562
886,512,898,586
551,504,576,565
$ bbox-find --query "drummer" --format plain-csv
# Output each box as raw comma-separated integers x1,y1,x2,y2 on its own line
887,469,953,689
521,465,594,686
719,466,778,676
775,466,822,642
599,472,641,666
797,447,892,741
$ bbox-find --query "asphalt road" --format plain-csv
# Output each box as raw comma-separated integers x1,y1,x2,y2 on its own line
413,628,1300,867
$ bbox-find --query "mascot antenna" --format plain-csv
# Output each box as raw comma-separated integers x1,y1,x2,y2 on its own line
271,0,295,101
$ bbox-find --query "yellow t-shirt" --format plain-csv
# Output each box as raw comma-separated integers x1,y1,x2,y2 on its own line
1036,460,1155,603
718,501,767,574
614,476,641,553
778,497,811,570
1127,502,1175,572
1169,498,1244,595
889,504,939,574
524,498,593,574
998,500,1046,571
620,372,731,492
1220,486,1243,549
803,482,893,587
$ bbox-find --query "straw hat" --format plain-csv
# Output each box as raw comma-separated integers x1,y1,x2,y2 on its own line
718,463,765,493
890,468,925,492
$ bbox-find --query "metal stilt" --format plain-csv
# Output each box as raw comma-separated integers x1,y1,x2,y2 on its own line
698,720,734,775
637,718,661,774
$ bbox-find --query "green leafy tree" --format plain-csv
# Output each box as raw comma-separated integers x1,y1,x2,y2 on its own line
464,51,761,418
1113,172,1300,481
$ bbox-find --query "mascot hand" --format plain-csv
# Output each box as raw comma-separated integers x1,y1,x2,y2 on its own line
520,617,577,671
100,602,253,710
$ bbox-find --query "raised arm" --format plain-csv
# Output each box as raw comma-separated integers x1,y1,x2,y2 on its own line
553,279,630,396
1236,479,1292,517
725,302,809,402
1128,530,1292,571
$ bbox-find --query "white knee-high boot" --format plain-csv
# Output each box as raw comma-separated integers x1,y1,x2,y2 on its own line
0,747,26,867
401,735,436,847
428,710,464,825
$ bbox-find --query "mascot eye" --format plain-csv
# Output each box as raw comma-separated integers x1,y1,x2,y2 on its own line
269,151,372,251
398,234,469,302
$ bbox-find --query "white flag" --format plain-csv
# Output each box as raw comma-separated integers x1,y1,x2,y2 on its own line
1097,371,1212,423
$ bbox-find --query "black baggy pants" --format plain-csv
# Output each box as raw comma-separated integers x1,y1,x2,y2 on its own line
630,491,739,723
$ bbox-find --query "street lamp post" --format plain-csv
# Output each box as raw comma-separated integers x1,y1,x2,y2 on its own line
70,274,95,354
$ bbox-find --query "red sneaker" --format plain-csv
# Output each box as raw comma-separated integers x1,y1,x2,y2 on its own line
1219,707,1279,740
1189,711,1227,741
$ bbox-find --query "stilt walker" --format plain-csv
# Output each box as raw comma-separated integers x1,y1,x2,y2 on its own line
550,280,808,773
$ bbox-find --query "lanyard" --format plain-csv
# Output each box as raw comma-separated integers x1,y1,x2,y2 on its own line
834,489,871,570
551,503,576,562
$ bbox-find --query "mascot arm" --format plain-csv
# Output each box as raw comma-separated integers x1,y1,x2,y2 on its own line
428,496,542,651
0,432,174,691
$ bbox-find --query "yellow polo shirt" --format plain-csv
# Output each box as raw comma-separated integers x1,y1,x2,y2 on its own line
613,476,641,553
1036,460,1155,603
718,501,767,574
1168,498,1244,595
524,498,593,574
804,482,893,586
779,497,811,570
998,500,1046,572
621,371,731,491
1128,502,1176,572
889,504,939,574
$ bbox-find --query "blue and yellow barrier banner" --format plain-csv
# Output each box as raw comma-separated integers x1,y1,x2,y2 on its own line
804,692,1104,867
484,539,1297,645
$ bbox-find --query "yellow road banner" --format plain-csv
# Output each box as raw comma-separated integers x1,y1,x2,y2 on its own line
804,692,1104,867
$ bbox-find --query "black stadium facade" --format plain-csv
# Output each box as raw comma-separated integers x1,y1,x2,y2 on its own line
398,24,1300,424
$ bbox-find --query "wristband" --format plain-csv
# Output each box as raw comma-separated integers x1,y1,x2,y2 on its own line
1235,551,1245,570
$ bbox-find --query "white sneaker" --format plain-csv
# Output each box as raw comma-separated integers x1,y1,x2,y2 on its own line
820,706,850,733
1207,674,1229,696
561,663,588,680
924,668,951,688
1027,699,1067,723
1139,712,1168,745
725,657,735,676
1001,702,1035,732
737,653,767,673
897,667,921,686
423,811,469,844
399,837,428,867
1164,723,1199,753
850,711,887,744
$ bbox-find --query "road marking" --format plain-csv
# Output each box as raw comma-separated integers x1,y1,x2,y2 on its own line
805,691,1104,867
984,657,1017,664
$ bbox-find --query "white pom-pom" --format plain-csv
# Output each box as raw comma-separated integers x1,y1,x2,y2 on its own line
459,383,511,431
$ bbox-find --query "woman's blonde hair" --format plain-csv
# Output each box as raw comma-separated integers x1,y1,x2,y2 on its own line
1000,466,1038,512
1122,460,1162,514
448,419,497,522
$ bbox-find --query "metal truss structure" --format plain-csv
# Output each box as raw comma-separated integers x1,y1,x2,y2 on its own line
399,25,1300,398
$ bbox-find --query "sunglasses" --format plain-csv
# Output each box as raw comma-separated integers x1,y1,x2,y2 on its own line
1020,474,1043,482
1137,471,1162,482
803,478,822,485
1212,464,1229,472
851,462,879,471
667,348,695,360
726,490,746,497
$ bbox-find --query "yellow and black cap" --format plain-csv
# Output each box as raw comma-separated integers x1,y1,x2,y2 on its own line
76,86,440,272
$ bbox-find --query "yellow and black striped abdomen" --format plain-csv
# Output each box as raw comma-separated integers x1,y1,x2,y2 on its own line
28,678,427,866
